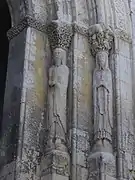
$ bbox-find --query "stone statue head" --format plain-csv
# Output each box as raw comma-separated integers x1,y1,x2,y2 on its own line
53,48,66,66
96,51,108,70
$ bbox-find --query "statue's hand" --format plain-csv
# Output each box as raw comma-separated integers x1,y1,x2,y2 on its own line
49,80,55,87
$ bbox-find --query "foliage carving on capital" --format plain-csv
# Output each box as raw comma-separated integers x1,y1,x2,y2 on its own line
46,20,73,50
89,24,114,56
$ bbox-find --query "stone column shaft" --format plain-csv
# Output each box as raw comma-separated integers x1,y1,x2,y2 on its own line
0,16,49,180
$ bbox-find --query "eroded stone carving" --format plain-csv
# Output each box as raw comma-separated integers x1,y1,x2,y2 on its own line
88,24,115,180
46,20,73,50
89,24,114,152
93,51,113,148
45,21,72,154
7,15,47,40
41,151,70,177
89,24,114,57
46,48,69,152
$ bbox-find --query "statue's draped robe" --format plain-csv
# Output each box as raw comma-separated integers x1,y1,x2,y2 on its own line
93,68,113,142
48,64,69,146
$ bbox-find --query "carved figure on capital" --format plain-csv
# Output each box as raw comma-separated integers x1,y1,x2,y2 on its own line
89,24,114,152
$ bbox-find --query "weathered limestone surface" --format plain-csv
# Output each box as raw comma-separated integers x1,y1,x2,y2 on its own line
0,29,26,167
1,0,135,180
0,25,50,180
17,28,49,180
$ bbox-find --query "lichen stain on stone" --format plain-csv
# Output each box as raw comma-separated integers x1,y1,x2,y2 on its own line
34,33,45,107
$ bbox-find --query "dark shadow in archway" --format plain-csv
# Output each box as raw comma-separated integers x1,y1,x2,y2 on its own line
0,0,11,132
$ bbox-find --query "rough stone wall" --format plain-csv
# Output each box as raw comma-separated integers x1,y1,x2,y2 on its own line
0,29,26,168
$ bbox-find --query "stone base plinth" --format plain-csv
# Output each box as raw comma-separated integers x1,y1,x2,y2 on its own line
88,152,116,180
40,150,70,180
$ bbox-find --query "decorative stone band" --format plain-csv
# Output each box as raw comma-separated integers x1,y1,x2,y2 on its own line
7,17,88,42
73,22,89,37
7,18,132,44
7,15,47,40
46,20,73,51
88,24,114,56
93,129,112,144
115,29,132,43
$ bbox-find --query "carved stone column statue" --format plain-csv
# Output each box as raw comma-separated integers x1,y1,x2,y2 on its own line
93,50,113,153
45,21,73,153
89,24,114,153
47,48,69,152
88,24,116,180
40,21,72,180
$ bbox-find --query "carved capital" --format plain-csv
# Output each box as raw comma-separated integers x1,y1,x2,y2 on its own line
89,24,114,56
7,15,46,40
46,20,73,51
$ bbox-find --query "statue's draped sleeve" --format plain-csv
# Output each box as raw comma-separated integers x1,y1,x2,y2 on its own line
49,66,55,86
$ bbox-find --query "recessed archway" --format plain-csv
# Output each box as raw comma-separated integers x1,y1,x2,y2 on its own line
0,0,11,132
